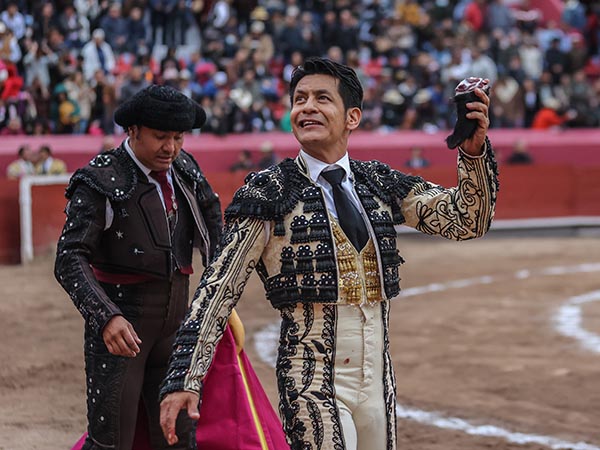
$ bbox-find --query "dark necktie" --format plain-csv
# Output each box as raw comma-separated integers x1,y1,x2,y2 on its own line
96,44,106,72
150,170,174,214
321,168,369,251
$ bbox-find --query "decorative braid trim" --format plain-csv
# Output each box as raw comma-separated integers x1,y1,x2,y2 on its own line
65,146,139,201
65,146,210,204
381,302,398,450
224,159,310,221
351,159,422,224
482,136,500,194
159,317,203,397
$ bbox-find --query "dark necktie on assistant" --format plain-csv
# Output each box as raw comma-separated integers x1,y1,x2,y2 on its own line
150,170,175,214
321,168,369,251
150,170,192,274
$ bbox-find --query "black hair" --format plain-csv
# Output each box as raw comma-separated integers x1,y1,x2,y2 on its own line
289,57,363,111
39,145,52,155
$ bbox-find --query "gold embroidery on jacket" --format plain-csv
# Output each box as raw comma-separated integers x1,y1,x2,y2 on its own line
331,220,382,305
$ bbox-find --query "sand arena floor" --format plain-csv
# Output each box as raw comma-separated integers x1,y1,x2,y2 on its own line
1,236,599,450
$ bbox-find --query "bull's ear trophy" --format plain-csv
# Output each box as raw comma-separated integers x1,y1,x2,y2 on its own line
446,77,491,150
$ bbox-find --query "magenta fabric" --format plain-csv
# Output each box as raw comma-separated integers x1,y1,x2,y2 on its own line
71,325,289,450
195,325,290,449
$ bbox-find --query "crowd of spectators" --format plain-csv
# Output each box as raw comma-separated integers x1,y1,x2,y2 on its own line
1,0,600,137
5,143,67,177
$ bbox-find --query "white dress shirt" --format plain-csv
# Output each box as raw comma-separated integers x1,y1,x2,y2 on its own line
262,150,370,246
299,149,363,220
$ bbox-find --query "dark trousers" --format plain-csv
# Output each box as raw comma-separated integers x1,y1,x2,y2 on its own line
82,272,196,450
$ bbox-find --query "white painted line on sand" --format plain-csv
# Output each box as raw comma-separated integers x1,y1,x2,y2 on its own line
396,405,600,450
554,290,600,354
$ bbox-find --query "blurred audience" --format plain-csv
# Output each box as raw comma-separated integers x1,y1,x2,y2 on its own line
531,96,576,129
505,138,534,164
256,140,278,169
6,143,68,178
229,148,254,173
1,0,600,137
36,144,67,174
99,134,116,152
6,144,35,178
405,146,431,169
81,28,115,82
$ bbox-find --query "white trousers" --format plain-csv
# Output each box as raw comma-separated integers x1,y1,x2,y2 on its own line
277,302,395,450
334,303,390,450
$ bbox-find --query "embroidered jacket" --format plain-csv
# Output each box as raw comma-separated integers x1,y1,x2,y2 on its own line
160,141,499,398
54,145,222,334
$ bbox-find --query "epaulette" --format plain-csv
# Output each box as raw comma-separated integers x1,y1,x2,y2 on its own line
224,158,310,221
65,146,138,201
351,159,423,207
65,147,207,201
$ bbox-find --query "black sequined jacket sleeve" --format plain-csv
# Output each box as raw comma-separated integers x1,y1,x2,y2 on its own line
54,182,123,335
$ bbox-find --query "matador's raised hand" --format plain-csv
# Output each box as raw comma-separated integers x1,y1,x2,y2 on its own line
446,77,491,156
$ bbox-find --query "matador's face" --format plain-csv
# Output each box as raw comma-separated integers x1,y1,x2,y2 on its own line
290,74,360,164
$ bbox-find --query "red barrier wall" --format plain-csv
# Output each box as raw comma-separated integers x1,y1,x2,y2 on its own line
31,184,69,255
206,166,600,222
1,129,599,176
0,179,20,264
2,127,600,264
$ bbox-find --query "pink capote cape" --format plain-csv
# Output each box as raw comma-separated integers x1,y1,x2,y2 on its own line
72,325,289,449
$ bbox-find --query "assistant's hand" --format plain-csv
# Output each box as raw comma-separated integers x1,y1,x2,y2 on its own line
160,391,200,446
460,87,491,156
102,316,142,357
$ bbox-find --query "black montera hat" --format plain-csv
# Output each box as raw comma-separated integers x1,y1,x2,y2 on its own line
114,85,206,131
